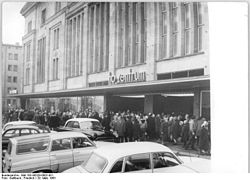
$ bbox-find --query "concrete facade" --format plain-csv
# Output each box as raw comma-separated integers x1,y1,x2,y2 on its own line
1,44,23,112
19,2,210,118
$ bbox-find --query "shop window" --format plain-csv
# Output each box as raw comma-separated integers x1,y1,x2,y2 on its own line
157,73,171,80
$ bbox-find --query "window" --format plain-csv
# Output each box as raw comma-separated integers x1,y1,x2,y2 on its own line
124,153,151,172
171,3,178,57
67,11,85,76
12,99,17,105
53,28,59,50
25,68,30,85
184,3,191,55
8,53,13,60
52,58,59,80
26,43,31,62
7,87,11,94
14,54,18,60
194,2,204,52
17,139,49,154
8,65,12,71
20,129,31,136
51,138,71,151
28,21,32,33
55,2,61,13
160,3,168,58
117,2,146,67
8,76,12,82
41,9,46,25
37,37,46,83
72,137,94,149
13,76,17,83
3,129,19,138
82,153,107,173
7,99,11,105
87,3,109,73
13,65,18,72
110,158,124,173
65,121,80,129
152,152,181,169
30,129,39,134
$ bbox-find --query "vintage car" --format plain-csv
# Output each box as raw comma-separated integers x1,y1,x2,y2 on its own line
2,121,37,132
55,118,115,141
63,142,211,173
2,124,51,151
2,132,112,173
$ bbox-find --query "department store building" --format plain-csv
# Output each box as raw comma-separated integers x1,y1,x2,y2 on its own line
18,2,210,119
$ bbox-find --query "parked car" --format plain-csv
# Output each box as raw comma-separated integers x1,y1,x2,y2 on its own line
2,124,51,151
63,142,211,173
55,118,115,141
2,121,37,132
2,132,112,173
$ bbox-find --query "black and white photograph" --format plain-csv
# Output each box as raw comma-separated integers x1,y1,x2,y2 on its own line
0,0,248,176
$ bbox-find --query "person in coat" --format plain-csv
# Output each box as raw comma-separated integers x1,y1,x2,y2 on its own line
199,121,210,155
125,116,134,142
132,118,141,141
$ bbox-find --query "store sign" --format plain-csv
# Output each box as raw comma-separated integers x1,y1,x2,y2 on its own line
109,69,146,85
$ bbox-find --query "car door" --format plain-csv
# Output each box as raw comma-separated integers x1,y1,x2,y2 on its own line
72,137,96,166
50,138,73,172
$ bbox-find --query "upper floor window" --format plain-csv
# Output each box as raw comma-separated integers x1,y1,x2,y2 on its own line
8,53,13,60
14,54,18,60
8,65,12,71
41,9,46,25
28,21,32,33
53,28,60,50
55,2,61,13
194,2,204,53
26,43,31,62
13,76,17,83
8,76,12,83
13,65,18,72
170,2,178,57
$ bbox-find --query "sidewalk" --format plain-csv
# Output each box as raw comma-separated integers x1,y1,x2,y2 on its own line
151,140,211,160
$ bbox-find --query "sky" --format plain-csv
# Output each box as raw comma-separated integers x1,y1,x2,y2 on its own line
2,2,26,45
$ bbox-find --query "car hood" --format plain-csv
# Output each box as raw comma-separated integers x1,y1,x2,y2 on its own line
63,166,87,173
179,156,211,173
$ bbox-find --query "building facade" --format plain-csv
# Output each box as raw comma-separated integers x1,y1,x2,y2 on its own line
1,44,23,112
19,2,210,119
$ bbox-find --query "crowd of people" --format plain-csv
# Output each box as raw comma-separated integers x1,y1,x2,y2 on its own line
3,108,211,155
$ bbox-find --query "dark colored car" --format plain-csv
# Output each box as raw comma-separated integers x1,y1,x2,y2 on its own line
55,118,115,142
2,124,51,151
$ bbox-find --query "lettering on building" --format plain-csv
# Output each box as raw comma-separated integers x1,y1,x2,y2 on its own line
109,69,146,85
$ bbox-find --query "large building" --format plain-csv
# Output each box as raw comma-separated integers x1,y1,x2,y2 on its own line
18,2,210,119
1,43,23,112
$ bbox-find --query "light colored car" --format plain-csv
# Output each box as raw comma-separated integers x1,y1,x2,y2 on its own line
56,118,115,141
2,121,37,132
63,142,210,173
2,131,111,173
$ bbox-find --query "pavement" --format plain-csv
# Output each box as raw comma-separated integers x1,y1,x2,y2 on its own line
150,139,211,160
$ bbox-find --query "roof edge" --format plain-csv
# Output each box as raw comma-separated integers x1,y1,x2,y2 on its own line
20,2,37,16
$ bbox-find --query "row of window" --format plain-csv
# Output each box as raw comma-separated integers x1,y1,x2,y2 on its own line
6,99,17,106
24,2,206,84
8,65,18,72
8,53,18,60
7,76,18,83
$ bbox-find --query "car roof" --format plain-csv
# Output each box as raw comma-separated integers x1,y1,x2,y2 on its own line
10,131,88,144
4,125,40,131
4,121,36,126
66,118,99,123
94,142,172,161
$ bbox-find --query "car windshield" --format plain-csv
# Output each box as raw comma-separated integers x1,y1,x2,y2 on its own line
80,121,103,131
81,153,107,173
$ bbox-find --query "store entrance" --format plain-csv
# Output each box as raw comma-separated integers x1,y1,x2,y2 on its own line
154,94,194,115
108,95,144,113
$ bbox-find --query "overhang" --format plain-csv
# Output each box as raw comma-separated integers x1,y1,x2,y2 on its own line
12,76,210,99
